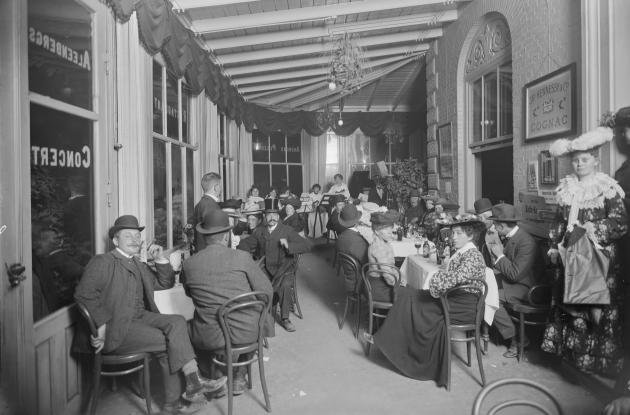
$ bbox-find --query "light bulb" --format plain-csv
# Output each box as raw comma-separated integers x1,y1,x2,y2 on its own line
328,81,337,90
338,118,344,126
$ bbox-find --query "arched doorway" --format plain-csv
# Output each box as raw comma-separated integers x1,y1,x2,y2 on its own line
462,14,513,205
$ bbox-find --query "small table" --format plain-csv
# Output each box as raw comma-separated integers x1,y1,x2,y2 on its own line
391,238,421,258
399,254,444,289
154,285,195,320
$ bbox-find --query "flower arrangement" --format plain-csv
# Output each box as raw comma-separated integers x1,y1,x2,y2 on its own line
383,158,425,203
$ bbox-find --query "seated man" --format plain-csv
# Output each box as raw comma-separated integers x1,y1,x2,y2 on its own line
326,194,347,237
237,200,312,332
467,197,499,266
183,209,273,396
74,215,226,415
487,204,544,358
335,204,369,292
368,179,389,207
403,189,426,225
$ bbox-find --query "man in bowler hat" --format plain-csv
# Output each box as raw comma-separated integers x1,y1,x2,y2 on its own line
74,215,226,414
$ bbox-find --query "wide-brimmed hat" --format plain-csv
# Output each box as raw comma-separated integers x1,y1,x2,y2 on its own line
466,198,493,214
196,209,233,235
339,204,362,228
488,203,521,222
284,197,302,209
371,210,399,227
264,198,279,213
435,197,459,210
220,199,242,210
443,213,485,228
549,127,613,157
109,215,145,239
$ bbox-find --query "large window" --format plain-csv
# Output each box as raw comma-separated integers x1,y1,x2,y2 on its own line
470,62,513,145
252,129,303,195
153,59,196,248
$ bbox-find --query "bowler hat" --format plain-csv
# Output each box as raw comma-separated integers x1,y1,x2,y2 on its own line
488,203,521,222
339,204,362,228
409,189,420,198
466,198,493,214
264,198,279,213
371,210,399,227
196,209,233,235
220,199,242,210
109,215,145,239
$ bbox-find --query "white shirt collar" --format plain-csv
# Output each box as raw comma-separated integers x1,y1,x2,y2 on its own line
267,224,278,233
506,225,519,239
116,248,133,259
204,193,220,202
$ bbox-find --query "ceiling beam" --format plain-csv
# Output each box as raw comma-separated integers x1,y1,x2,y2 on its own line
256,81,329,106
226,47,426,76
287,57,419,108
244,88,292,101
174,0,257,9
391,59,426,111
366,79,381,112
217,29,440,64
237,76,328,94
205,10,457,50
232,52,423,85
192,0,468,33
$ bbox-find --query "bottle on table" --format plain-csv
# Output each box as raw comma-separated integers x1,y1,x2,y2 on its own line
422,240,430,258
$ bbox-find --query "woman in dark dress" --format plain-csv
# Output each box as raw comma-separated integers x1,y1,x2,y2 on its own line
369,216,486,388
281,198,305,234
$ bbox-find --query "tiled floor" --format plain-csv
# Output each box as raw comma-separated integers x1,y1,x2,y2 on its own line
93,252,604,415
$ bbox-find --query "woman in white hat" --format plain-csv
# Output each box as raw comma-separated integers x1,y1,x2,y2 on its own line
542,124,628,377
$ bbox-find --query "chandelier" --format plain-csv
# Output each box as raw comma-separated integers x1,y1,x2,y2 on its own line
327,33,367,93
383,114,405,144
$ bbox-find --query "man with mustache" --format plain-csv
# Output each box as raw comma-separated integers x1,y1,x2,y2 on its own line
237,199,312,332
74,215,226,414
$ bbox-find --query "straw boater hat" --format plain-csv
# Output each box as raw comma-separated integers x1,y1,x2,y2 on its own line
196,209,232,235
220,199,243,218
549,126,614,157
488,203,521,223
109,215,145,239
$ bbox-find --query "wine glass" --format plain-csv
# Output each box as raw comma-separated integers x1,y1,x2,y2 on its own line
414,237,423,255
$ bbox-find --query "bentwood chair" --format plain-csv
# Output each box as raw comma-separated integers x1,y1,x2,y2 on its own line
337,252,362,337
472,378,563,415
76,302,152,415
211,291,272,415
440,281,487,391
504,284,552,362
361,263,401,356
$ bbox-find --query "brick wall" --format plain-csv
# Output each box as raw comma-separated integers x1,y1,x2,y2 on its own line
427,0,581,208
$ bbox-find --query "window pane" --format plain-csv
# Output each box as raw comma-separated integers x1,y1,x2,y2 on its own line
270,132,285,163
152,61,163,134
172,146,184,246
153,139,167,247
186,149,194,221
30,103,93,321
253,164,270,195
484,71,498,139
288,165,303,195
500,63,513,137
166,71,178,139
286,133,301,163
271,165,288,192
252,130,269,162
222,158,228,198
472,79,482,142
28,0,93,110
326,133,339,164
182,83,191,143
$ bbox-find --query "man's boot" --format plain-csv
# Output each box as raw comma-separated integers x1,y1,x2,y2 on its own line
183,372,227,403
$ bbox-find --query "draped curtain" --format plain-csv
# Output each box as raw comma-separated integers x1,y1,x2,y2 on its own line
237,126,253,198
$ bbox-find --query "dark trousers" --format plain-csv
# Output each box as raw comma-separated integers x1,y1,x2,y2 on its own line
274,272,295,320
112,312,196,404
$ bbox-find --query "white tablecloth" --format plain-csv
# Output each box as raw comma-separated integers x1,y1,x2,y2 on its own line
399,255,499,325
390,238,420,257
154,285,195,320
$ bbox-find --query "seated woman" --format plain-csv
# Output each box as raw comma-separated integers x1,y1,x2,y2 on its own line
282,198,305,235
369,216,486,388
246,185,265,209
265,187,278,200
366,210,401,303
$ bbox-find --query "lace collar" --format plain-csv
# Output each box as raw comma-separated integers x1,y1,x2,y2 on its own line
555,172,624,209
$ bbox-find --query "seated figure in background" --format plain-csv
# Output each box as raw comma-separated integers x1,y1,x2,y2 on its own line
74,215,226,414
335,204,369,292
282,197,305,235
183,209,273,397
404,189,426,226
326,194,348,237
368,179,388,207
328,174,350,199
246,186,265,210
366,211,400,303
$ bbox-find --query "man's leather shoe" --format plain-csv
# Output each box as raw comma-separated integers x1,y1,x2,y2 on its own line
183,374,227,402
502,338,530,358
280,318,296,332
233,375,247,396
160,400,208,414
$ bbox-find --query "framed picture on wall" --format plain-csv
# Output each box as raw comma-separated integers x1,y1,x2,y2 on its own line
523,63,577,142
538,150,558,185
437,122,453,178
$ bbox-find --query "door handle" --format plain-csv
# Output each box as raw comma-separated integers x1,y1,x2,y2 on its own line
5,263,26,287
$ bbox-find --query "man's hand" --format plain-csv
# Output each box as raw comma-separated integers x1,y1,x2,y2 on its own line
602,397,630,415
488,241,503,259
90,324,106,354
279,238,289,250
147,244,165,261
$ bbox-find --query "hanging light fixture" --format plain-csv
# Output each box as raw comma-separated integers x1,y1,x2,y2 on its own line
337,98,344,126
327,32,367,94
383,113,405,144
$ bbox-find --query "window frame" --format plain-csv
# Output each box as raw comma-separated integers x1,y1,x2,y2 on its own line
252,129,303,194
152,57,198,249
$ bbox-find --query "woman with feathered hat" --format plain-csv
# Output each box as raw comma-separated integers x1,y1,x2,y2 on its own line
542,116,628,377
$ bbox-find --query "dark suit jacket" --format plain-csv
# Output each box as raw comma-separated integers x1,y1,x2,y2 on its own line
494,228,544,299
237,223,311,279
74,250,174,353
183,244,273,350
368,187,388,207
190,195,220,252
335,229,369,292
326,210,347,236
